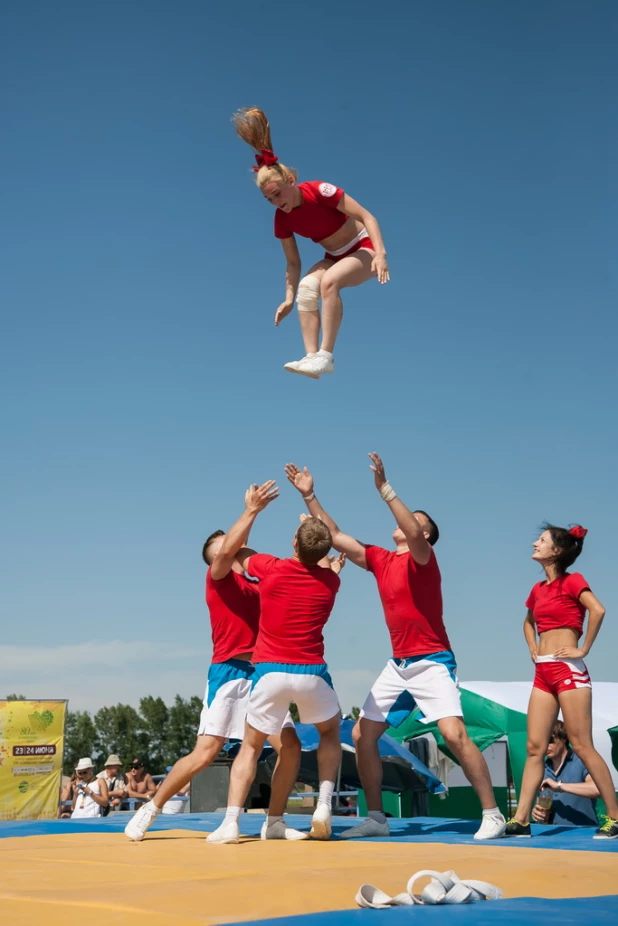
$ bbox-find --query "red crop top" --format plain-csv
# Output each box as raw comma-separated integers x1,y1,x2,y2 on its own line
274,181,348,242
526,572,590,636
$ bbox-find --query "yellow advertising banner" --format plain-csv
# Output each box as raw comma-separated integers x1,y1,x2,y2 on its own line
0,700,68,821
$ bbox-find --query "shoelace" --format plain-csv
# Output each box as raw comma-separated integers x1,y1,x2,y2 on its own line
356,869,503,908
599,814,618,833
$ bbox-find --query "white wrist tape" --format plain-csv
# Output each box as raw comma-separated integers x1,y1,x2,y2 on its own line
303,492,315,502
379,482,397,503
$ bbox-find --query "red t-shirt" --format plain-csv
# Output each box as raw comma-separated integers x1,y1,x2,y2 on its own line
274,181,348,242
206,568,261,663
525,573,590,636
246,554,340,664
365,546,451,658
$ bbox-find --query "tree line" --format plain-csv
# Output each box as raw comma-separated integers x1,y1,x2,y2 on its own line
5,694,361,776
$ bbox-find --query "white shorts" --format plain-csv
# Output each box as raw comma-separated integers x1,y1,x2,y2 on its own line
247,663,340,736
360,651,462,727
198,660,295,741
198,659,255,740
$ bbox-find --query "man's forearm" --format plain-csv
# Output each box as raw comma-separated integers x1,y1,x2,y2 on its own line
218,509,259,560
385,496,425,539
304,493,340,537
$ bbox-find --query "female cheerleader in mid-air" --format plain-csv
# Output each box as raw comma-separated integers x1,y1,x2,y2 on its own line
234,107,390,379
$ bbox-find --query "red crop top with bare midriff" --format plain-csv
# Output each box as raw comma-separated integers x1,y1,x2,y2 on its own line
525,572,590,635
274,181,348,242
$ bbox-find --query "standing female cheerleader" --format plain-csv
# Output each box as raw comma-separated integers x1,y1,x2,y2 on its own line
505,524,618,839
234,108,390,379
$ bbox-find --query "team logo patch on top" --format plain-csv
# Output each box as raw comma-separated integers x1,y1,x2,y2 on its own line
319,182,337,197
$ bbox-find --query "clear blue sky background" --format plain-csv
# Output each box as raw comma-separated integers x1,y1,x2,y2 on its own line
2,1,616,715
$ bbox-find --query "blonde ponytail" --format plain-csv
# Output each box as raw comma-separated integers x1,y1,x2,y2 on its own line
232,107,297,188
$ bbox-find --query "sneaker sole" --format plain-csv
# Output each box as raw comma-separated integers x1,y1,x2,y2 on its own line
206,834,239,845
283,366,320,380
309,819,331,840
124,831,146,841
593,833,618,840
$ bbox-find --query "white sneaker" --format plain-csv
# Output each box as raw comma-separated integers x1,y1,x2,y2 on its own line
261,819,309,841
309,802,332,840
206,819,240,844
284,355,319,379
124,800,159,841
296,352,334,378
339,817,390,840
473,812,507,840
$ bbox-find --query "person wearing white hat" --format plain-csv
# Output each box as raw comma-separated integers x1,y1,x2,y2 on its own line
71,758,109,818
96,755,127,814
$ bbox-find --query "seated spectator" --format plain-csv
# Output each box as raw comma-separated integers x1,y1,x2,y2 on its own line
532,720,600,827
125,758,157,807
160,766,190,815
96,754,127,814
70,757,109,818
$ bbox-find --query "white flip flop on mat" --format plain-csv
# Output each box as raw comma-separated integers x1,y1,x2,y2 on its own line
356,869,503,908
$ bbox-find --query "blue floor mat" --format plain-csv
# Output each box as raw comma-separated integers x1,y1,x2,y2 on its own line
229,894,618,926
1,813,616,852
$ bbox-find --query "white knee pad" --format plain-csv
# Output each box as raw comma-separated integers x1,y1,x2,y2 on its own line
296,275,321,313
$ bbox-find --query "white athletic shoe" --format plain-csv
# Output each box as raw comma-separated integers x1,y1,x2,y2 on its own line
284,354,319,378
206,819,240,844
124,800,159,841
473,812,507,840
296,352,334,378
339,817,390,839
261,819,309,841
309,802,332,840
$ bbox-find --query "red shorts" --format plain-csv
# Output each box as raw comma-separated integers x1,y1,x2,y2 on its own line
324,236,374,263
533,657,591,695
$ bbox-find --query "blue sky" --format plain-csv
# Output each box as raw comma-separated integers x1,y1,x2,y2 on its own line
2,1,616,715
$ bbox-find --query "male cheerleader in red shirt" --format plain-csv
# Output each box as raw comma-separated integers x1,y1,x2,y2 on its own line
234,107,389,379
207,502,345,845
125,481,304,842
286,454,507,841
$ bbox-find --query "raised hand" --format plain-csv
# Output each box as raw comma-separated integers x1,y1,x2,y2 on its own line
368,452,387,491
245,480,279,513
274,301,294,326
285,463,314,497
328,552,347,575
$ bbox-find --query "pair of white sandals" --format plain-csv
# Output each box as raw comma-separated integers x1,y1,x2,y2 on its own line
356,869,503,908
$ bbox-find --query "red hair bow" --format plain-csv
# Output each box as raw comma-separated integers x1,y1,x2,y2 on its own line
252,148,279,172
569,525,588,539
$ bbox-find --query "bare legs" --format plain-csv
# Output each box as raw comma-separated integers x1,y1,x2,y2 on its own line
154,734,225,809
512,688,560,823
436,717,498,810
295,251,375,357
352,715,499,814
319,250,375,354
560,689,618,819
314,714,342,788
224,723,301,813
352,718,389,811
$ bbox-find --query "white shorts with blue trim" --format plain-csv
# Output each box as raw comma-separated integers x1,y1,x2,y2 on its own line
198,659,255,740
248,663,340,735
360,651,462,727
198,659,295,740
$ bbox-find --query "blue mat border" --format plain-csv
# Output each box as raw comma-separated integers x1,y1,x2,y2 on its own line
228,895,618,926
1,813,616,853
